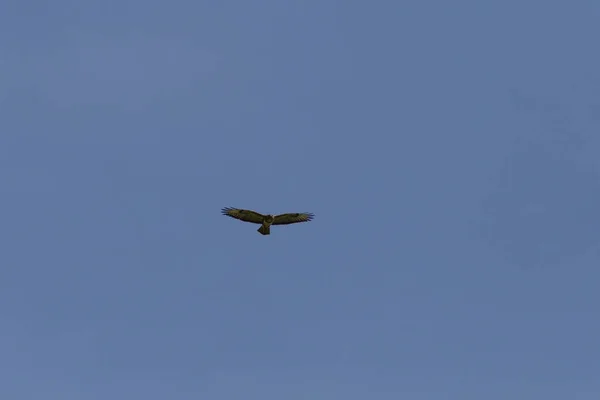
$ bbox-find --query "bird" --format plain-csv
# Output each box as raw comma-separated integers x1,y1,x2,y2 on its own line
221,207,315,235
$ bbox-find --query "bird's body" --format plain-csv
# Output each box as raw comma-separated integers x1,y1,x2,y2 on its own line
221,207,314,235
257,214,275,235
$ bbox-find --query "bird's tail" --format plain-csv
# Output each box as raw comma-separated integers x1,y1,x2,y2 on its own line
257,224,270,235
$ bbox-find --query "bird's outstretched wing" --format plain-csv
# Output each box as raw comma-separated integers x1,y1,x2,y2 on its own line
272,212,315,225
221,207,265,224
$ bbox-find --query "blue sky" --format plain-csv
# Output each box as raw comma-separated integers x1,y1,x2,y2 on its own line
1,0,599,398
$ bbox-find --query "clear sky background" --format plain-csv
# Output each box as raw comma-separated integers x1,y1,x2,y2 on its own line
1,1,599,399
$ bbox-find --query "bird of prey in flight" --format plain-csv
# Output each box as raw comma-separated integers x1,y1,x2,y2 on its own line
221,207,315,235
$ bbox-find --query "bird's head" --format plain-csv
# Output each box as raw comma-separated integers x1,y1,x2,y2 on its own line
264,215,275,223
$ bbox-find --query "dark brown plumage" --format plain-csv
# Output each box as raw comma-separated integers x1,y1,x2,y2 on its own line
221,207,314,235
